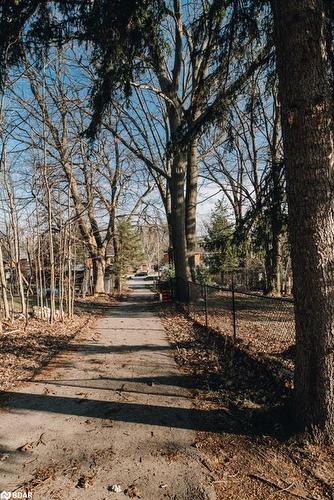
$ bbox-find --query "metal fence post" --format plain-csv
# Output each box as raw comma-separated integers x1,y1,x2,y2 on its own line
204,285,208,329
232,274,236,343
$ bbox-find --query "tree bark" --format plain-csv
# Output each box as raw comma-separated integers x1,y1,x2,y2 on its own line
0,243,9,321
169,151,189,300
113,232,121,294
269,233,282,296
266,159,283,297
186,138,198,280
165,197,174,266
272,0,334,441
93,254,106,295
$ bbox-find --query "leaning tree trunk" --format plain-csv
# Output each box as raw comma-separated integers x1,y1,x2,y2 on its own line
272,0,334,441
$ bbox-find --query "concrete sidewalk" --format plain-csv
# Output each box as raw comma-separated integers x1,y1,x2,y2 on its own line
0,284,216,499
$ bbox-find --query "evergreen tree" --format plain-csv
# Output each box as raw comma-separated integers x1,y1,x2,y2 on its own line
203,202,239,275
114,220,144,288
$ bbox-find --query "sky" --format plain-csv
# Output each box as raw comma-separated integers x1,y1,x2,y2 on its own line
0,23,271,245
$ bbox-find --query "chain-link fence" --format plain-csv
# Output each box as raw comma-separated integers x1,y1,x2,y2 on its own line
159,277,295,366
212,268,293,296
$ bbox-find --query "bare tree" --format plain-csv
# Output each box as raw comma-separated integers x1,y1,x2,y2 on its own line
200,76,287,295
12,50,152,295
95,1,270,296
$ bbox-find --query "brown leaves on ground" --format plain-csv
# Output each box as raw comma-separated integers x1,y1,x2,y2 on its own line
76,474,95,489
161,305,334,500
188,302,295,400
75,295,119,316
0,314,92,391
76,293,116,304
161,305,284,418
125,484,142,498
191,302,295,389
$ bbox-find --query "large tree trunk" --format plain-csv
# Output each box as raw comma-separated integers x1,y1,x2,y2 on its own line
185,138,198,280
113,234,121,294
169,151,189,300
165,193,174,266
92,253,106,294
272,0,334,441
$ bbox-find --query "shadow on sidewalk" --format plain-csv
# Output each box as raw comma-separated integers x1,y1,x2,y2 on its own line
1,391,230,433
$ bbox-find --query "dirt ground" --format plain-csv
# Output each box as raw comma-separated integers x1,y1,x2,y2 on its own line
0,286,216,499
161,305,334,500
0,314,93,392
1,287,333,500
